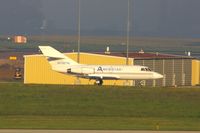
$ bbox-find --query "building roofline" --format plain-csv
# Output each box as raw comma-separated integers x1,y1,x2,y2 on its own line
24,52,197,60
24,52,133,60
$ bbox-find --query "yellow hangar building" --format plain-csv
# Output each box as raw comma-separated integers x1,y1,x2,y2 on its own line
24,52,133,86
24,51,200,86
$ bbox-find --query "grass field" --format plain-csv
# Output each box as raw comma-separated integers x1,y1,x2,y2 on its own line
0,83,200,130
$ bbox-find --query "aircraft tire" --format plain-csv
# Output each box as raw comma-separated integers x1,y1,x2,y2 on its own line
95,79,103,86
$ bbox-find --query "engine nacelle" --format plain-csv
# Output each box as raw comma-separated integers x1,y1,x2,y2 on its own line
67,67,94,74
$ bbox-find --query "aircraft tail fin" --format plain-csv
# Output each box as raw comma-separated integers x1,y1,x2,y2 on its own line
39,46,78,65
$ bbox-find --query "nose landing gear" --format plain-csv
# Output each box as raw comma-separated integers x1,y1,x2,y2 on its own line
95,79,103,86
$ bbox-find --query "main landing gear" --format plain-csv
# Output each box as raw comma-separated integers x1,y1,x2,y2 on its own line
95,79,103,86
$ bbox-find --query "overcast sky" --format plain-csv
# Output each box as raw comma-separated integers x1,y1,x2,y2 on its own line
1,0,200,37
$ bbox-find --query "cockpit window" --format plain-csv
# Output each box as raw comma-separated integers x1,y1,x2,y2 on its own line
141,68,152,71
148,68,152,71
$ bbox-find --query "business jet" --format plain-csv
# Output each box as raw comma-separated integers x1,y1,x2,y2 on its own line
39,46,163,85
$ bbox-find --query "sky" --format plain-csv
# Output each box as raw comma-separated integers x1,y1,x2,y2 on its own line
1,0,200,37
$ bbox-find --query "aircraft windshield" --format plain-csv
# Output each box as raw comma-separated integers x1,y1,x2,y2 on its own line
141,68,152,71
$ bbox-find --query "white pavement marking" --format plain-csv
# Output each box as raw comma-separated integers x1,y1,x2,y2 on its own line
0,130,200,133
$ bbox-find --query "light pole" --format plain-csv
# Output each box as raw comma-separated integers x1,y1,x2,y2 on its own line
77,0,81,63
75,0,81,85
126,0,130,65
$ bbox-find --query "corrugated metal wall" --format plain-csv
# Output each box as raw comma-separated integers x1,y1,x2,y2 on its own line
24,53,133,86
134,59,193,87
185,59,192,86
155,60,163,86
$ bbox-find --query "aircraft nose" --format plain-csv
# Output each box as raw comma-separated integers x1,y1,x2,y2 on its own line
153,73,164,79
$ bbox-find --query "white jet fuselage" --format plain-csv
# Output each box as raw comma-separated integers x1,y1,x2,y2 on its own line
39,46,163,85
52,64,163,80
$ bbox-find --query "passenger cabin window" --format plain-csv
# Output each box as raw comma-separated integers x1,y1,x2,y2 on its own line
141,68,145,71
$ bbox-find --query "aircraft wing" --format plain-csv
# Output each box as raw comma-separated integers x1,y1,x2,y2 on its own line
82,74,120,80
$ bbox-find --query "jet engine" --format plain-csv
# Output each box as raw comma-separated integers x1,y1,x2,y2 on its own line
67,67,94,74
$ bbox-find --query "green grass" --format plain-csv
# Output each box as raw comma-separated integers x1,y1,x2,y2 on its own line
0,83,200,130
